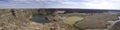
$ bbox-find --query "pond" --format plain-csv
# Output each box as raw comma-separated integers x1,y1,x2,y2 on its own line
31,14,50,23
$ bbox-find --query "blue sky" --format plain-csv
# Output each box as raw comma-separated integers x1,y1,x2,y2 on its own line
0,0,120,9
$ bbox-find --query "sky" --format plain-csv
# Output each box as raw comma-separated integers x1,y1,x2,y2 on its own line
0,0,120,9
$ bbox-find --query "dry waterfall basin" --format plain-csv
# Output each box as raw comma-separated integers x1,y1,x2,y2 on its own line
0,9,119,30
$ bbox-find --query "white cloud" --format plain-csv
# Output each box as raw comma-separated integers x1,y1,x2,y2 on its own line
81,0,120,9
1,0,120,9
61,2,81,5
51,0,120,9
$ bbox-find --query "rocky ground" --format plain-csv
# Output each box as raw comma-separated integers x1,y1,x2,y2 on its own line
0,9,72,30
0,9,119,30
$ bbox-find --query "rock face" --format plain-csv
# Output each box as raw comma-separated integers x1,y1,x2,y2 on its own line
0,9,72,30
108,21,120,30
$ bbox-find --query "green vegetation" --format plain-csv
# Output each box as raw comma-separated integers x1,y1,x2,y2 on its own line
63,16,85,30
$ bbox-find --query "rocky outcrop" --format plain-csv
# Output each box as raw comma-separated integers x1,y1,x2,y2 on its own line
0,9,72,30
